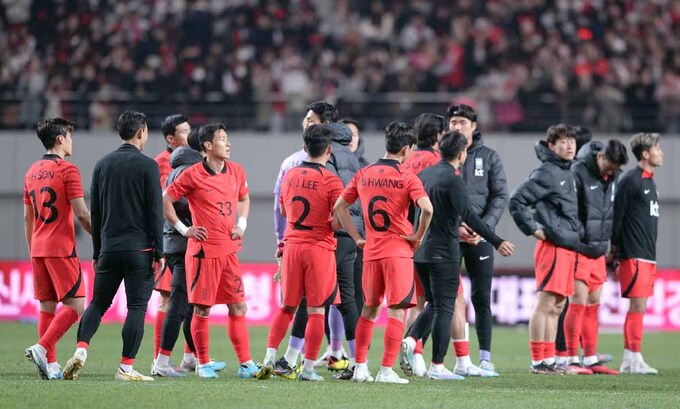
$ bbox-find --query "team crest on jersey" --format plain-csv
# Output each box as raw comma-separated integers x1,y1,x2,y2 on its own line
475,158,484,177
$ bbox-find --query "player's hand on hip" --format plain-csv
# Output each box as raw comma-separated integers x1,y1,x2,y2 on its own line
355,238,366,249
533,229,547,241
400,234,422,251
186,226,208,241
231,226,244,240
497,241,515,257
153,258,166,275
92,259,97,273
275,242,284,260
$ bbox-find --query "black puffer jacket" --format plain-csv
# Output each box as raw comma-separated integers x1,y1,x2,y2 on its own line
509,141,582,250
571,141,620,258
461,131,508,230
323,122,364,235
354,136,370,168
163,147,203,255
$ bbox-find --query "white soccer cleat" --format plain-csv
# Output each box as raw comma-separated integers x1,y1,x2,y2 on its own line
630,360,658,375
454,363,499,378
399,339,415,376
63,349,87,380
25,344,50,380
351,365,374,383
619,359,633,374
479,360,500,376
375,368,409,384
115,368,154,381
426,366,464,380
412,354,427,377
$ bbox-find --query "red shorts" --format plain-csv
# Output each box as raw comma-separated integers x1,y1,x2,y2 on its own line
415,272,425,298
619,258,657,298
32,257,85,301
363,257,415,308
154,263,172,293
574,254,606,292
534,241,576,297
281,243,339,307
185,252,244,307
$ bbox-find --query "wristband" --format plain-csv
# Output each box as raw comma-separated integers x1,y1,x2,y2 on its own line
174,220,189,236
236,216,248,232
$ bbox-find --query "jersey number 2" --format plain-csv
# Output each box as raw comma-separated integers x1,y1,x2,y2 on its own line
292,196,313,230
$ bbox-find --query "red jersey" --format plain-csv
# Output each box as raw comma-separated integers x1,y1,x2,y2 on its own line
23,154,84,257
166,159,248,258
280,162,344,251
155,148,172,188
341,159,428,261
401,148,440,175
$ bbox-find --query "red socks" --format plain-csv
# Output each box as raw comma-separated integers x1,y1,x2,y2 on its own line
38,311,56,363
354,316,375,364
304,313,325,361
414,339,423,355
267,309,295,349
191,315,211,365
581,304,600,357
154,311,166,358
382,318,404,367
77,341,89,349
565,303,586,356
228,314,251,364
121,357,134,365
185,342,193,354
624,312,644,352
543,341,556,360
38,307,79,355
453,340,469,357
530,341,544,362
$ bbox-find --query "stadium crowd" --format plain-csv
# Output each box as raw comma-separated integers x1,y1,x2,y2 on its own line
1,0,680,132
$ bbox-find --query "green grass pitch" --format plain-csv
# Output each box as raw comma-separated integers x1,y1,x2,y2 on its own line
1,322,678,409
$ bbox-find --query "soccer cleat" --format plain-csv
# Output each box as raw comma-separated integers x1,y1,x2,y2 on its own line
426,367,465,380
375,368,409,384
238,362,261,379
453,363,499,378
151,359,157,376
313,349,330,368
399,340,415,376
63,349,87,380
597,353,613,364
256,363,274,380
531,362,562,375
351,365,374,383
327,355,350,372
272,357,297,380
25,345,49,380
412,354,427,377
587,364,619,375
153,363,186,378
332,367,354,380
564,363,593,375
479,360,500,376
298,369,324,381
619,359,633,374
115,368,154,381
630,360,658,375
209,360,227,372
49,363,63,380
196,363,219,378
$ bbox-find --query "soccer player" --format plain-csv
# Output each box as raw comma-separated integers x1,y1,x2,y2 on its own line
509,124,582,374
335,122,434,384
64,111,164,381
400,112,445,376
152,114,191,370
257,125,344,382
448,104,508,374
163,123,259,379
23,118,91,380
611,133,663,375
402,131,514,380
562,139,628,375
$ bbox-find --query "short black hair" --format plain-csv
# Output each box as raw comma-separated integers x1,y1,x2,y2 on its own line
384,121,416,154
197,123,226,151
573,126,593,152
414,113,445,149
161,114,188,138
546,123,575,145
187,128,202,152
34,118,74,150
303,124,332,158
630,133,660,161
306,101,338,123
439,131,468,162
340,117,361,130
117,110,147,141
603,139,629,166
446,104,477,122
